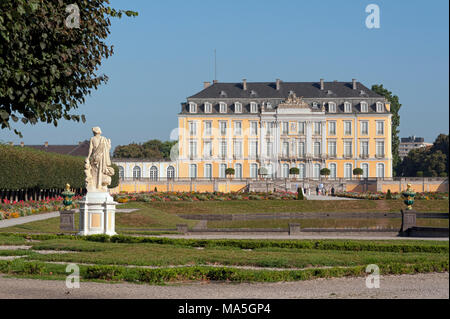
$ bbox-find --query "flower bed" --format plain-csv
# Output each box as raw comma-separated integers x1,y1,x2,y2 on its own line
333,192,448,200
0,196,82,220
113,191,298,203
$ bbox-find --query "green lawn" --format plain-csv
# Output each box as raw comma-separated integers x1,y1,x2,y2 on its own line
0,233,447,284
207,218,449,230
1,200,447,234
144,199,449,215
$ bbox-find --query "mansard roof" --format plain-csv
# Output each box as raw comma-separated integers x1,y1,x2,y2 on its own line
188,81,383,100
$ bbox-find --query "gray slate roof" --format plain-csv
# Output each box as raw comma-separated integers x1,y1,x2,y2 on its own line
189,81,383,99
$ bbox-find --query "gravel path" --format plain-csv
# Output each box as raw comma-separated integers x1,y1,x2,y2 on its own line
0,209,138,229
0,212,60,229
0,273,447,299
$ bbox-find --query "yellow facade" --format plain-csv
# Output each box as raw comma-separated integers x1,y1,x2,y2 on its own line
177,113,392,179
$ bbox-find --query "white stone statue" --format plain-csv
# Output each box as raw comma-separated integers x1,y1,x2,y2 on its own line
79,127,117,236
85,127,115,193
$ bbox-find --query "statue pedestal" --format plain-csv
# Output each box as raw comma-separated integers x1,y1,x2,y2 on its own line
78,192,117,236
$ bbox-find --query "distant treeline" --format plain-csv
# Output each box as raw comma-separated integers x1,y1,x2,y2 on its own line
397,134,449,177
113,139,176,159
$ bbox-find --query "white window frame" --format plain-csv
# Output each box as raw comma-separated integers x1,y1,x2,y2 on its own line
328,140,336,157
360,140,369,158
219,121,227,136
189,121,197,136
250,102,258,113
328,102,336,113
235,102,242,113
344,102,352,113
329,163,337,180
234,140,242,158
204,102,212,113
314,122,322,135
344,163,352,180
360,101,368,113
344,121,352,135
376,121,385,135
203,140,212,157
298,121,306,135
328,121,336,135
314,141,321,157
361,163,369,178
204,121,212,136
344,140,353,158
376,102,384,113
376,163,385,178
219,102,227,113
360,121,369,135
282,122,289,135
189,102,197,113
250,121,258,136
376,140,385,158
234,121,242,136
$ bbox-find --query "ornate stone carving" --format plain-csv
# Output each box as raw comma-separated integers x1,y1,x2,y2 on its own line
279,92,310,109
85,127,115,193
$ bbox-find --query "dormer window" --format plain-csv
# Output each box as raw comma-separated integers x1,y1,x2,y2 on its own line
220,91,227,98
250,90,257,97
235,102,242,113
376,102,384,112
328,102,336,113
189,102,197,113
312,102,319,108
360,101,368,113
250,102,258,113
204,102,212,113
266,102,272,109
344,102,352,113
219,102,227,113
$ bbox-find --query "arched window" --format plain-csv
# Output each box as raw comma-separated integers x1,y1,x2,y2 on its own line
362,163,369,178
204,164,212,180
282,164,289,178
167,166,175,180
329,163,337,180
344,163,352,180
360,101,368,113
133,166,141,180
299,164,305,179
219,164,227,178
150,166,158,181
189,164,197,178
377,163,385,178
250,163,258,179
235,164,242,179
118,166,124,180
313,164,321,180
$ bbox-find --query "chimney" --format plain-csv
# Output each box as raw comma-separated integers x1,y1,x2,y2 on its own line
44,142,48,148
213,80,218,84
20,142,24,147
242,79,247,91
320,79,324,90
203,81,211,89
276,79,281,91
352,79,357,90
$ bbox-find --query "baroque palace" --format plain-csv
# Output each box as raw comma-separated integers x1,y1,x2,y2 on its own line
176,79,393,180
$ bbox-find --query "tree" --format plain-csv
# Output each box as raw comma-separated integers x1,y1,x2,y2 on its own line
297,187,305,200
0,1,137,137
113,139,175,160
353,168,364,179
320,168,331,179
290,167,299,177
397,134,449,177
225,168,235,179
371,84,402,175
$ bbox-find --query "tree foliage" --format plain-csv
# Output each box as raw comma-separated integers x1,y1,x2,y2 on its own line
397,134,449,177
371,84,402,175
113,140,177,160
320,168,330,176
289,167,300,175
0,0,137,137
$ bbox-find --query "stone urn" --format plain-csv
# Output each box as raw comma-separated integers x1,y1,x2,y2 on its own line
402,183,416,211
61,184,75,210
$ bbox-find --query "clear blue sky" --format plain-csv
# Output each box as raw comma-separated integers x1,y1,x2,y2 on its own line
1,0,448,148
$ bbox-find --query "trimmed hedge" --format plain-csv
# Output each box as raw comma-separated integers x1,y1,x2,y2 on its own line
3,233,448,254
0,144,85,190
0,259,448,284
